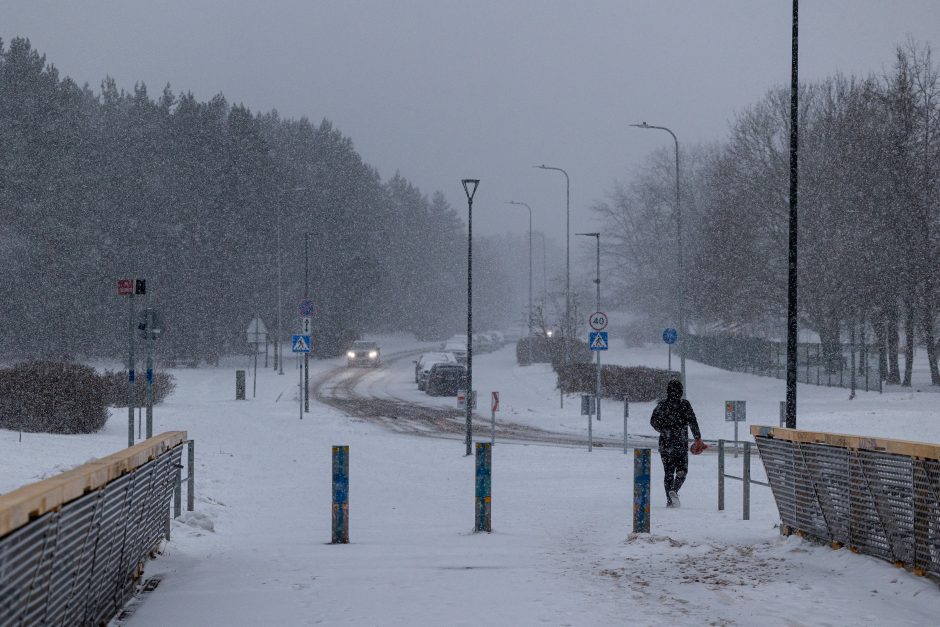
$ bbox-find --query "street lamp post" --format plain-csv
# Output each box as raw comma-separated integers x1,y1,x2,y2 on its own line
534,165,570,407
507,200,534,346
533,230,547,304
303,231,310,413
578,232,601,423
276,186,308,376
462,179,480,456
629,122,686,393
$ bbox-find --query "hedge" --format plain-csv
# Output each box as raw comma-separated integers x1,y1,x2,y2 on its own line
101,370,177,407
555,364,679,402
0,362,109,434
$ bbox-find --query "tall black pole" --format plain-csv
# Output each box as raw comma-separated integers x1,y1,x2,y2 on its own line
304,232,310,413
629,122,684,393
462,179,479,456
786,0,799,429
508,201,534,345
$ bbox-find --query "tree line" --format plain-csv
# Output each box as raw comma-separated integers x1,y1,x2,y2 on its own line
595,41,940,386
0,37,523,363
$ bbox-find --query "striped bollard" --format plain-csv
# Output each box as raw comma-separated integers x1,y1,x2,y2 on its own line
475,442,492,532
633,448,651,533
332,445,349,544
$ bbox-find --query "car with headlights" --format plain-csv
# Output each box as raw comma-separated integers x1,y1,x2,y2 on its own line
346,341,381,367
414,352,459,390
425,363,467,396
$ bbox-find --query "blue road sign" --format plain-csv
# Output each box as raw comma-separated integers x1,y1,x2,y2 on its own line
291,335,311,353
589,331,609,351
298,299,316,316
662,328,678,345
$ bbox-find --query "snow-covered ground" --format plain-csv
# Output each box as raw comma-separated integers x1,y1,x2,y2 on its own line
2,337,939,625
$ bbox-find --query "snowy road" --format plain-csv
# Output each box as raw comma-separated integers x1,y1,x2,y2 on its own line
311,347,644,448
5,338,939,626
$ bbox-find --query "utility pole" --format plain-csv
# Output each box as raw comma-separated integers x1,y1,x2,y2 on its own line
508,201,534,362
462,179,480,456
579,232,601,422
304,232,310,413
785,0,799,428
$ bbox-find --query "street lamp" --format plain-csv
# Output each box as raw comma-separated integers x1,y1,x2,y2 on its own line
462,179,479,457
534,164,570,407
533,230,548,304
303,230,312,413
277,186,308,376
629,122,686,392
507,201,533,344
577,232,601,424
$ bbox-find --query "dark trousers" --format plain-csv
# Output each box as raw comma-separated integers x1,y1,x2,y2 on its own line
661,447,688,495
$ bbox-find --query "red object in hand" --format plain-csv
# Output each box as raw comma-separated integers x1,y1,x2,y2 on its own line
690,439,708,455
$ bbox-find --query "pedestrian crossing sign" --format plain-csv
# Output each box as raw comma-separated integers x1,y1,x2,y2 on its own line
291,335,311,353
589,331,608,351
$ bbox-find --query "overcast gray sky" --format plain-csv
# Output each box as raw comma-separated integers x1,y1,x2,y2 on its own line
4,1,940,245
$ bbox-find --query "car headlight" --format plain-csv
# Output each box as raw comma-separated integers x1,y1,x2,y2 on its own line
368,351,378,359
347,351,356,359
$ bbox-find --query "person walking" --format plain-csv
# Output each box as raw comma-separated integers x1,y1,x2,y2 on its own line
650,379,704,508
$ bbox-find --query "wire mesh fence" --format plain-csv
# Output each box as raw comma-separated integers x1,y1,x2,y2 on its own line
752,426,940,582
685,334,883,392
0,433,186,626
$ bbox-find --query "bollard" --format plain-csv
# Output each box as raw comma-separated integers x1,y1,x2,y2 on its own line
475,442,492,532
332,445,349,544
633,448,651,533
743,441,751,521
235,370,246,400
718,439,725,511
187,439,195,512
173,461,182,518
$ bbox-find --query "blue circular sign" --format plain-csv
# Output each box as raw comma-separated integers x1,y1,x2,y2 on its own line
299,299,316,316
662,328,678,345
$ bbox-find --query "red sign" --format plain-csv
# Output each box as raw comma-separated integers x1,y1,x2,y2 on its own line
491,391,499,413
117,279,133,296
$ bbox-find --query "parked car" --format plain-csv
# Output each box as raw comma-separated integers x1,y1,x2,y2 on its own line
441,340,468,364
425,363,467,396
414,352,458,390
346,341,381,367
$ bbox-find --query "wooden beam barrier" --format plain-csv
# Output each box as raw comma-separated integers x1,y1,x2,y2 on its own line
0,431,187,538
750,425,940,461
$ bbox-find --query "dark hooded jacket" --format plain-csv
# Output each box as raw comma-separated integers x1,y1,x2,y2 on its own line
650,380,701,453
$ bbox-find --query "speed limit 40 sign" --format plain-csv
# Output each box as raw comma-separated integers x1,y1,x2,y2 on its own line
589,312,608,331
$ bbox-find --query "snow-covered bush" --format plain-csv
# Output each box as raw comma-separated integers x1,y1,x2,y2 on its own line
100,370,177,407
0,362,109,434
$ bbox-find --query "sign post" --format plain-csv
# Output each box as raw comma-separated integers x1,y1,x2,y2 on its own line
292,334,311,420
137,304,164,439
299,300,315,413
724,400,747,457
589,312,608,425
663,328,678,371
580,394,596,451
117,279,135,447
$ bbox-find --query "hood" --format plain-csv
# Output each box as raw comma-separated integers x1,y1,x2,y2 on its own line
666,379,683,401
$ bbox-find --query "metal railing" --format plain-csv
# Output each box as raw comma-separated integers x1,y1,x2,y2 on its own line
718,439,770,520
752,425,940,582
0,431,191,626
685,334,883,393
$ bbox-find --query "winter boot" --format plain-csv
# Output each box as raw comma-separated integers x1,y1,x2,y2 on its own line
668,490,680,508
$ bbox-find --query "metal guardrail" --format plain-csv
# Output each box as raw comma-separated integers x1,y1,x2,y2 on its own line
0,432,191,626
718,439,770,520
752,425,940,582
